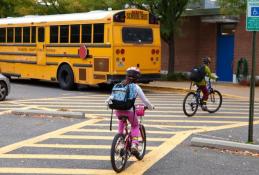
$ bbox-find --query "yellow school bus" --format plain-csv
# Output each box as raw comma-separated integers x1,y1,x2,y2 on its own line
0,9,161,90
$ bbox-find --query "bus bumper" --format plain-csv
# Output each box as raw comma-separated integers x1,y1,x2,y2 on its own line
107,74,161,84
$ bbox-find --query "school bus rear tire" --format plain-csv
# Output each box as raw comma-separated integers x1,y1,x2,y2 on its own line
58,64,75,90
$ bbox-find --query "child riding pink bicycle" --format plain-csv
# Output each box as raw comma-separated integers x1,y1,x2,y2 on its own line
106,67,154,172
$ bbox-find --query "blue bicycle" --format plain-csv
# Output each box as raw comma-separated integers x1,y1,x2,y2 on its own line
183,79,222,117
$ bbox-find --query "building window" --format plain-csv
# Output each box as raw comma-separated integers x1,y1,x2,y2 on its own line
23,27,30,43
60,25,69,43
38,27,45,42
15,27,22,43
31,26,36,43
219,24,236,36
50,26,58,43
82,24,92,43
93,23,104,43
7,28,14,43
0,28,6,43
70,25,80,43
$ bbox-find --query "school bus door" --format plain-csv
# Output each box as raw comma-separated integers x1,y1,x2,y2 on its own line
36,27,46,65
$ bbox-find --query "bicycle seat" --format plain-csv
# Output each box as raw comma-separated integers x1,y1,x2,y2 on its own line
118,115,128,121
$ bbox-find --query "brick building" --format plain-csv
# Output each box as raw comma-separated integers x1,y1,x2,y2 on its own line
162,6,259,82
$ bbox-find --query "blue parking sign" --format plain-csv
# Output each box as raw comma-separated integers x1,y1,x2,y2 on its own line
251,7,259,16
247,0,259,31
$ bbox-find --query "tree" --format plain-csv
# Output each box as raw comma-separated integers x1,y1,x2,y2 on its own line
33,0,127,15
0,0,16,18
218,0,246,15
126,0,190,74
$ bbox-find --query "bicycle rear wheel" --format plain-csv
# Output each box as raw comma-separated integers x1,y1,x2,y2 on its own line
183,92,198,117
110,134,128,173
207,90,222,113
135,124,146,160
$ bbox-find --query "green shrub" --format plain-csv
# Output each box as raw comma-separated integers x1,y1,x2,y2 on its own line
161,72,189,81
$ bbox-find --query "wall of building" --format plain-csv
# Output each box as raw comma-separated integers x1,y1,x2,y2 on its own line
233,15,259,75
161,16,217,73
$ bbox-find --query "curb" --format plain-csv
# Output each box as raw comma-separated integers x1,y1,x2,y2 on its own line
140,84,246,99
12,109,86,119
191,137,259,153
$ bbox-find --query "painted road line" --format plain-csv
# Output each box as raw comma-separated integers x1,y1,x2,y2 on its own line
121,132,192,175
0,110,12,115
45,109,259,115
0,154,110,160
72,128,178,135
102,118,243,124
16,98,256,104
92,114,255,119
0,117,104,154
0,168,114,175
12,102,259,109
121,120,259,175
25,143,156,151
89,123,209,129
53,135,168,142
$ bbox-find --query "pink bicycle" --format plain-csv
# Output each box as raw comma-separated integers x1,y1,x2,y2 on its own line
110,104,147,173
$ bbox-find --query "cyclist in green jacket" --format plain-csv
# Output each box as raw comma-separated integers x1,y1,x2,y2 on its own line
196,57,217,111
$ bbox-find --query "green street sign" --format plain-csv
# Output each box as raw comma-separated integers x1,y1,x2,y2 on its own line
246,0,259,31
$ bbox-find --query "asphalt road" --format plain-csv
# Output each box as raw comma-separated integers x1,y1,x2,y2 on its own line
0,79,258,175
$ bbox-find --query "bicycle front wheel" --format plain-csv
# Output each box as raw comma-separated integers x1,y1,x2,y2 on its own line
135,124,146,160
110,134,128,173
183,92,198,117
207,90,222,113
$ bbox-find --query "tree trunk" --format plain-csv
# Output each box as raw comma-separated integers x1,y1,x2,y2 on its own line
167,33,175,74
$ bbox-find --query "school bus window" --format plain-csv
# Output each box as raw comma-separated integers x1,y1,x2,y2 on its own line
70,25,80,43
122,27,153,44
0,28,6,43
38,27,45,42
93,23,104,43
60,25,69,43
50,26,58,43
23,27,30,43
15,27,22,43
7,28,14,43
81,24,91,43
31,26,36,43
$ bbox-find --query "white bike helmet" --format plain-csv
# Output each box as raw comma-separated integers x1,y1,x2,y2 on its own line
126,67,141,80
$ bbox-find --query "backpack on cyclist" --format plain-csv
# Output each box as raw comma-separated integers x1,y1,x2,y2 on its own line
108,83,137,131
189,65,206,82
108,83,137,110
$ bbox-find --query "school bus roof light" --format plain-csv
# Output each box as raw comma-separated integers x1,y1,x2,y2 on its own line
149,14,159,24
113,11,125,23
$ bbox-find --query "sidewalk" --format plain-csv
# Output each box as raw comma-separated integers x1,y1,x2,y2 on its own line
141,81,259,100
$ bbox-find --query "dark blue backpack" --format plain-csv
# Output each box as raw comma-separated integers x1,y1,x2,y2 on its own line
190,65,206,82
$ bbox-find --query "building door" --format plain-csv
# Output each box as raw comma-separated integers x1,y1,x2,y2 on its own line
216,24,235,82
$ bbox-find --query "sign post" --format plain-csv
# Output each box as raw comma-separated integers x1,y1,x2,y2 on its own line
246,0,259,143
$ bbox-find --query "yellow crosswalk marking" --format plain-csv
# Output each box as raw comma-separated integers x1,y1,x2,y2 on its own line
0,168,114,175
25,143,156,150
102,118,240,124
0,154,110,160
90,123,208,129
72,128,178,134
53,135,168,142
0,118,104,154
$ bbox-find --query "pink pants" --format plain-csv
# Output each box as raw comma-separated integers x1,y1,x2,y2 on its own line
115,110,139,144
